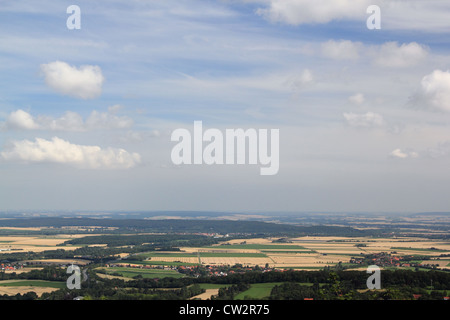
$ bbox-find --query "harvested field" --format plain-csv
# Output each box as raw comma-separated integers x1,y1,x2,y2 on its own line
190,289,219,300
0,280,65,297
0,286,60,297
0,235,88,252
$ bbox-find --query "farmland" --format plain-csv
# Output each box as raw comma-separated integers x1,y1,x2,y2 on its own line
124,236,450,271
0,280,65,297
0,213,448,300
95,266,185,279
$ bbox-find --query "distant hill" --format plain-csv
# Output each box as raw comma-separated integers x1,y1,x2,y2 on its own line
409,212,450,216
0,217,371,237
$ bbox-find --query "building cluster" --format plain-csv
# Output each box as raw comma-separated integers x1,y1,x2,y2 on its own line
0,263,24,271
349,252,433,269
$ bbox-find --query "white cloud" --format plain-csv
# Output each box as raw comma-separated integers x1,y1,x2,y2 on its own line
40,111,85,131
412,70,450,112
86,110,133,130
321,40,361,60
0,137,141,169
5,109,40,130
348,93,365,105
285,69,314,92
252,0,450,32
40,61,104,99
2,108,133,131
374,42,428,68
390,148,418,159
256,0,371,25
343,112,384,127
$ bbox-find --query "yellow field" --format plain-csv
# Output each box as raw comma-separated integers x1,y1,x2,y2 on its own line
0,286,60,297
190,289,219,300
0,280,60,297
143,236,450,269
0,234,94,253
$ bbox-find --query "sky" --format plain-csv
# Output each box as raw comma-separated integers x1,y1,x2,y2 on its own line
2,0,450,213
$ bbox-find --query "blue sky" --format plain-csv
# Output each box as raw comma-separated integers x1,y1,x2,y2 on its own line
2,0,450,213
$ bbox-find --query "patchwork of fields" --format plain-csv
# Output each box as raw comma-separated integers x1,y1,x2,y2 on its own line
0,234,89,252
134,236,450,270
1,230,450,297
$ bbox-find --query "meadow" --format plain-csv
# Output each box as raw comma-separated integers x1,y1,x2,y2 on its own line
96,267,186,279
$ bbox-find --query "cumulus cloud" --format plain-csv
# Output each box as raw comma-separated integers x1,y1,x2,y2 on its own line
411,70,450,112
0,137,141,169
343,112,384,127
2,108,133,131
390,148,419,159
256,0,371,25
5,109,40,130
374,42,428,68
321,40,362,60
40,61,104,99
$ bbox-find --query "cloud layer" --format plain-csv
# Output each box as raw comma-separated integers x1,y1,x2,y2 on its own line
2,107,133,131
343,112,384,128
412,70,450,112
374,42,428,68
257,0,371,25
1,137,141,169
40,61,104,99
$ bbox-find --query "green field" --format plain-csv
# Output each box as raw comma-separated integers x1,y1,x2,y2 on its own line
140,252,197,258
125,260,200,266
101,267,185,279
234,283,281,300
0,280,66,288
213,244,308,250
196,283,231,290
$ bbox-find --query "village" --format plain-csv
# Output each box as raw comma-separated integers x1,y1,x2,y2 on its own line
349,252,440,270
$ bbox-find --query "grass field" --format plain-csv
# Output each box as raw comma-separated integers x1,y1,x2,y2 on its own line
99,267,185,279
125,260,200,266
234,283,280,300
0,280,65,288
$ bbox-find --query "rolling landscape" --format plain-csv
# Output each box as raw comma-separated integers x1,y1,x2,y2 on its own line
0,211,449,301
